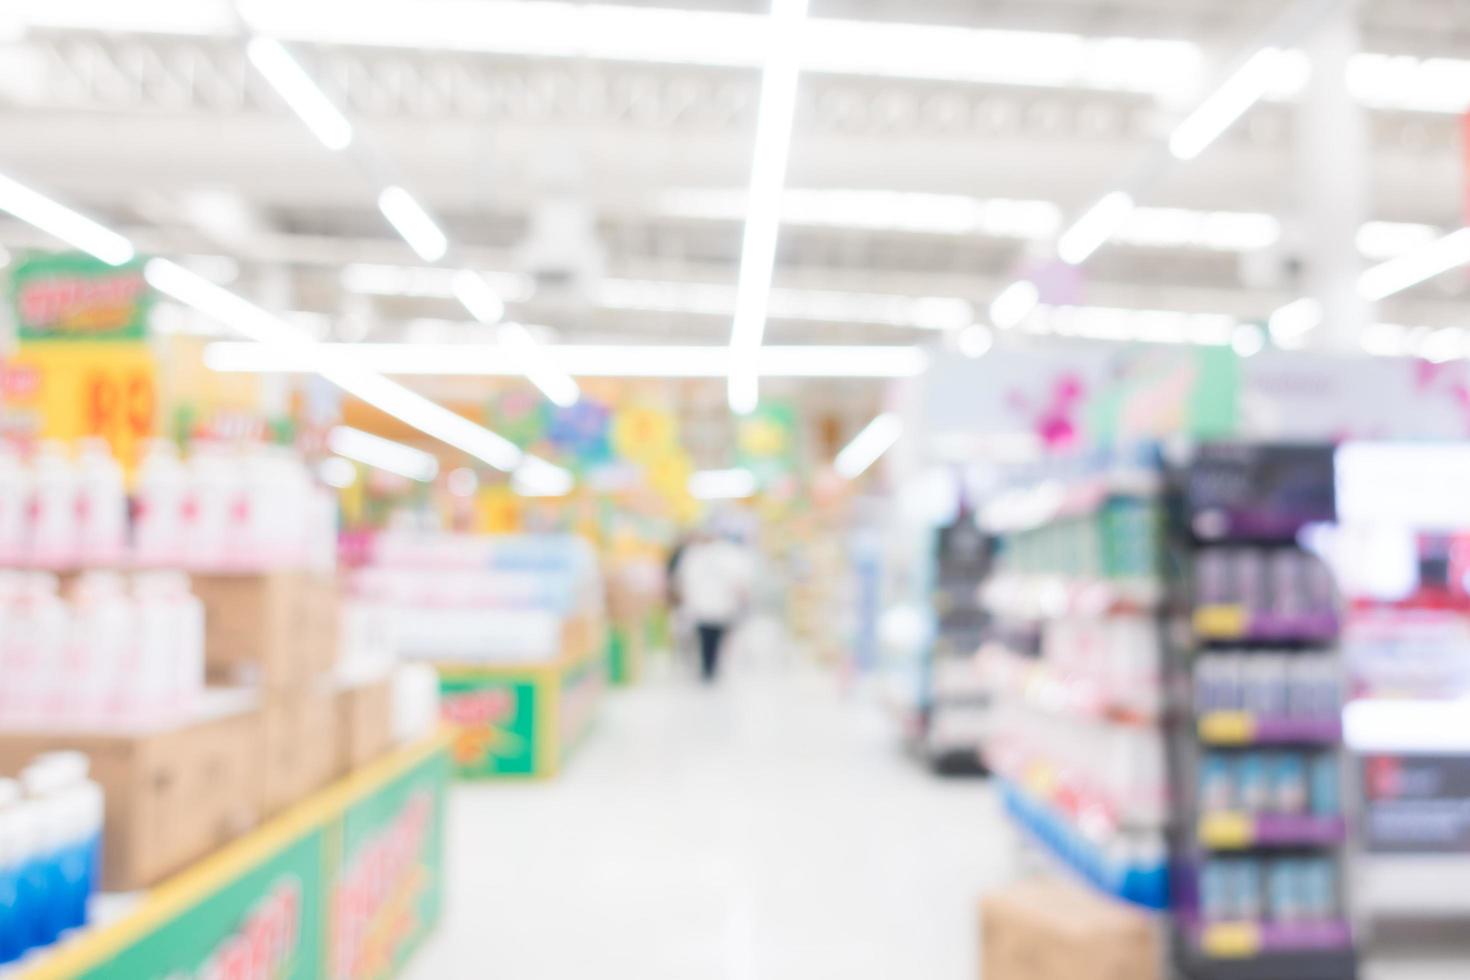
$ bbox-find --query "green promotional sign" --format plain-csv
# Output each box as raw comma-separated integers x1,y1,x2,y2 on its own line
736,401,799,483
332,752,450,980
37,742,450,980
11,252,152,343
81,832,326,979
439,676,538,776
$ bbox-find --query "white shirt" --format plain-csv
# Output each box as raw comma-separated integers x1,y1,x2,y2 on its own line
677,539,754,625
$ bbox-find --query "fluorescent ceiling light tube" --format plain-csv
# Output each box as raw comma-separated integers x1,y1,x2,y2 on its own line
728,0,809,416
0,171,134,265
147,259,527,472
989,280,1039,329
452,269,506,324
1057,191,1135,265
327,425,438,481
498,322,581,407
689,468,758,500
377,186,448,263
1267,297,1322,349
318,456,357,489
1358,228,1470,301
1169,47,1285,161
834,412,902,479
513,457,574,497
203,342,927,378
246,37,353,151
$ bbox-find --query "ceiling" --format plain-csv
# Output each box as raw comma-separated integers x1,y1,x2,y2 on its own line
1,0,1468,363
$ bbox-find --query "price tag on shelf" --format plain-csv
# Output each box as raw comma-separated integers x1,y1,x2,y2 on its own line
1198,711,1256,746
1194,604,1248,639
1198,812,1254,849
1201,922,1261,959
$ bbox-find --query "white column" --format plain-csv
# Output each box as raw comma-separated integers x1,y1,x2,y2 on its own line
256,265,293,418
1296,2,1371,353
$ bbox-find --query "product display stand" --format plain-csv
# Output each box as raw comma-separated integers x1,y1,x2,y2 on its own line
924,509,993,775
1166,444,1358,980
13,732,452,980
979,449,1172,911
436,615,606,779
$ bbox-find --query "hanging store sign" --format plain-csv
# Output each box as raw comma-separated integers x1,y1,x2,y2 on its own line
11,252,151,343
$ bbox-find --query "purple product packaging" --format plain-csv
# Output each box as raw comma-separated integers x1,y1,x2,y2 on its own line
1237,549,1268,614
1196,549,1233,606
1269,549,1305,616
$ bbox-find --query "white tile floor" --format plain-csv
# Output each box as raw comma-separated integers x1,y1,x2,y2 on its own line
405,653,1470,980
405,659,1013,980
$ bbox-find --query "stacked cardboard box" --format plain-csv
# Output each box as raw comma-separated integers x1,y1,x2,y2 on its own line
0,694,261,891
193,572,346,815
980,878,1162,980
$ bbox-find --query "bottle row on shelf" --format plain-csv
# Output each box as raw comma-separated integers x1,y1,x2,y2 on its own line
0,752,104,966
0,440,336,573
1199,856,1341,927
985,702,1168,831
0,570,205,728
1194,547,1338,640
1199,750,1341,823
998,780,1169,911
1194,653,1340,723
991,496,1163,584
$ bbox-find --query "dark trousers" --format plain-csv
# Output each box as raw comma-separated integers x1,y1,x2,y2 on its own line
696,623,728,682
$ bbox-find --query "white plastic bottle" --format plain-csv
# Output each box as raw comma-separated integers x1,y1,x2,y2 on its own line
27,753,103,934
1,574,68,726
0,777,33,965
74,438,127,567
28,443,79,570
0,447,29,567
185,444,236,571
134,572,203,716
133,440,188,568
70,572,132,724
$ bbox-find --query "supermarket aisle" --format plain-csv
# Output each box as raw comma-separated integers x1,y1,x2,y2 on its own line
406,654,1012,980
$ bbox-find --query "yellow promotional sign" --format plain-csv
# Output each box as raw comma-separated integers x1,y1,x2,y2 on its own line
611,405,676,464
476,485,523,534
5,341,157,472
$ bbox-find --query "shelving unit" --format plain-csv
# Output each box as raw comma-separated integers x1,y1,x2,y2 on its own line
1166,443,1359,980
978,449,1173,914
922,509,994,774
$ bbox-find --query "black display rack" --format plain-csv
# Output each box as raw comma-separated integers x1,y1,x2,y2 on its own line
1164,444,1358,980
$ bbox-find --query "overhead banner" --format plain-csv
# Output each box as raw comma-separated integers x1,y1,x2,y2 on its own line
11,252,152,343
4,252,158,471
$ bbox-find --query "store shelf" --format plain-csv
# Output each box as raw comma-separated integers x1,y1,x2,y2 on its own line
1191,919,1354,959
982,574,1164,621
998,779,1169,910
1193,606,1339,644
981,469,1162,534
1197,812,1347,850
1193,605,1340,643
1197,711,1342,746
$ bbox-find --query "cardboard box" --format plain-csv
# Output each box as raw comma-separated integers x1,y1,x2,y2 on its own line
194,573,340,689
261,691,341,815
0,697,262,891
980,878,1162,980
336,676,393,771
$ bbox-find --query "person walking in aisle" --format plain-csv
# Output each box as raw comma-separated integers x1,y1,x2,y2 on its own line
676,527,754,683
